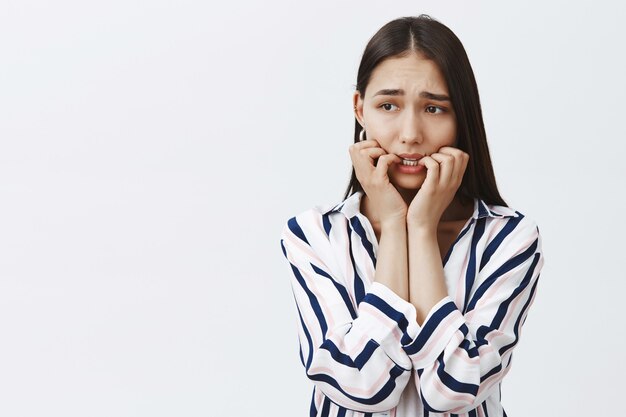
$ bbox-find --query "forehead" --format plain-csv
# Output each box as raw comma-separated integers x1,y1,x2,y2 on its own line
366,53,448,97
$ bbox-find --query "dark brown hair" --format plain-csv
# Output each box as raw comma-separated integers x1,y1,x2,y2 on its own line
343,14,507,207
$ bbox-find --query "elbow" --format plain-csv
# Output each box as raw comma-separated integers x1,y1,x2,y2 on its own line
306,363,409,413
417,368,504,414
420,391,481,415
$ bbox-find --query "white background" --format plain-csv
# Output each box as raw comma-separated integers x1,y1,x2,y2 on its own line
1,1,624,416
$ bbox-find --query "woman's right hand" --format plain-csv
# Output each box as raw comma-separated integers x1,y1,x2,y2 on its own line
349,138,407,226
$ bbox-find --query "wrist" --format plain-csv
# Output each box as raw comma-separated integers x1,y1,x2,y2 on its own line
380,218,407,233
407,221,437,237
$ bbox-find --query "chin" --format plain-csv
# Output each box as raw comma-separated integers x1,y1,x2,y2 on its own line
392,175,425,190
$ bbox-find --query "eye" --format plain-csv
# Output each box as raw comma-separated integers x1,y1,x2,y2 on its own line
379,103,399,112
426,105,445,114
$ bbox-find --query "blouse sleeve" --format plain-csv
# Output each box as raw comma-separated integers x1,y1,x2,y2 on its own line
279,214,419,413
404,217,545,414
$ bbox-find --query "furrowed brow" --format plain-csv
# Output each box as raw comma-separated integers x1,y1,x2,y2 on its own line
419,91,450,101
373,89,404,97
372,89,450,102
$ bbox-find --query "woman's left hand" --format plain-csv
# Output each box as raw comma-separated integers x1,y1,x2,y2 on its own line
407,146,469,231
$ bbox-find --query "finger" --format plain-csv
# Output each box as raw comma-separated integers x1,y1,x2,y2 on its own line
350,146,387,176
349,138,382,153
429,153,455,186
417,156,440,188
438,147,469,183
374,153,402,178
362,147,387,163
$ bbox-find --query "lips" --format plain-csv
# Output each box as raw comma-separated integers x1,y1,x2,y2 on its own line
398,153,424,161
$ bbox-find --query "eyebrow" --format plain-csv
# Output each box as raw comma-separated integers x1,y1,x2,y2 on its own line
372,88,450,102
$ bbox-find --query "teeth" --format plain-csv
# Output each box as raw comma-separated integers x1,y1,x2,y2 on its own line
401,159,419,166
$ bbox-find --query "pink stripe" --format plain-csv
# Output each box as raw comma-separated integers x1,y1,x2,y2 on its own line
454,242,472,308
359,302,404,342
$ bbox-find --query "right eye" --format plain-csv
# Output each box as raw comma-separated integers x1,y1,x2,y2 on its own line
379,103,399,112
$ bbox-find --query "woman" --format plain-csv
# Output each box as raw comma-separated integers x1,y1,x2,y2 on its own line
280,14,544,417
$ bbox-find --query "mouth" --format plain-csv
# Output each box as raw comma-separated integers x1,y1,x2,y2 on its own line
400,158,420,166
398,153,424,166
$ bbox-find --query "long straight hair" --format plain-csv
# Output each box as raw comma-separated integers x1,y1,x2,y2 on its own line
343,15,507,207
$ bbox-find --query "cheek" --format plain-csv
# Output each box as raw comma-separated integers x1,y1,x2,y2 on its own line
365,117,399,149
426,120,457,145
365,128,394,149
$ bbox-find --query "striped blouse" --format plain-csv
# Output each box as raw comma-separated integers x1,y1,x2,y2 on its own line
279,190,544,417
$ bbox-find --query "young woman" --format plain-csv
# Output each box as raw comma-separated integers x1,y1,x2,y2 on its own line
280,14,544,417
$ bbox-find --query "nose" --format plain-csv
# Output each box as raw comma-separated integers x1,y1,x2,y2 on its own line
399,108,423,144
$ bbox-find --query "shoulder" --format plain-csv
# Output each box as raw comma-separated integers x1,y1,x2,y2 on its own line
481,200,543,256
281,202,344,240
280,193,356,244
279,202,349,271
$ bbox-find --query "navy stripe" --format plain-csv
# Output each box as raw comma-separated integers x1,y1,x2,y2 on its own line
478,200,490,218
468,409,477,417
322,213,332,237
320,396,331,417
459,325,480,358
471,253,540,380
336,404,347,417
403,300,458,356
364,413,372,417
289,260,329,338
435,354,479,396
309,388,317,417
479,215,524,271
311,263,357,319
308,364,406,405
288,216,310,245
463,217,486,313
350,215,377,268
480,361,502,382
443,218,474,267
483,400,490,417
294,298,314,369
321,338,380,370
498,271,540,355
361,293,411,344
478,264,540,382
490,250,540,329
466,237,538,314
347,223,366,305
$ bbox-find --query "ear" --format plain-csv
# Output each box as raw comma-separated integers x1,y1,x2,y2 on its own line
352,91,365,128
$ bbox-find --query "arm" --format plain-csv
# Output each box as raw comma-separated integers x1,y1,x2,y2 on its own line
407,224,448,325
279,213,414,412
401,146,546,413
403,218,544,413
375,218,409,301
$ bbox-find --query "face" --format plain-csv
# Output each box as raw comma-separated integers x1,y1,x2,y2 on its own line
353,52,457,191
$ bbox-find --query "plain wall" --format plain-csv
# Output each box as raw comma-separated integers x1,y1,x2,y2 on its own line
1,1,624,416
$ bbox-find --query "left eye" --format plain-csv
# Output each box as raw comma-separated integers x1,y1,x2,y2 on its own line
426,106,444,114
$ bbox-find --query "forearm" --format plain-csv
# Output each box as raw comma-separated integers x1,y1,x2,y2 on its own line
407,225,448,325
373,219,409,301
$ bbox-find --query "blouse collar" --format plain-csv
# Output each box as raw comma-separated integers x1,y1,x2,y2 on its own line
321,190,519,220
